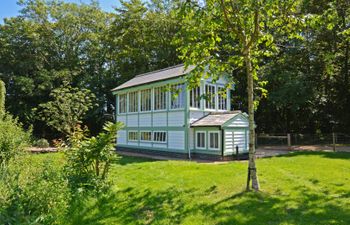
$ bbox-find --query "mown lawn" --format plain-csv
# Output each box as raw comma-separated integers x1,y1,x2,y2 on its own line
34,151,350,225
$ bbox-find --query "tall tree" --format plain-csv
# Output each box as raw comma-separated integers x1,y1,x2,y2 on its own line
176,0,301,190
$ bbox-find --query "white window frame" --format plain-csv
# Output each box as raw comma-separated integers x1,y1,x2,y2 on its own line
140,131,152,142
195,131,206,149
190,86,201,109
217,86,227,111
153,131,167,143
128,91,139,113
128,131,138,142
118,93,127,114
208,131,220,150
170,83,185,110
140,89,152,112
205,84,216,110
154,86,167,111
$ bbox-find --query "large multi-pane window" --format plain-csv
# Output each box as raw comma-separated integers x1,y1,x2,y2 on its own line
190,86,201,108
153,131,167,143
118,93,127,113
128,91,138,112
141,89,151,111
154,86,167,110
128,131,138,141
218,87,227,110
209,132,219,149
140,131,152,141
205,84,216,109
170,84,185,109
196,131,206,149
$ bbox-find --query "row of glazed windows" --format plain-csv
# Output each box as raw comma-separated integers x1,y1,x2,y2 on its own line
118,84,228,114
128,131,167,143
196,131,220,150
119,84,185,113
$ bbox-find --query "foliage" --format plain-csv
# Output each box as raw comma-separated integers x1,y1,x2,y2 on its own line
35,138,50,148
0,114,30,168
0,79,5,119
0,155,70,225
37,85,96,137
65,122,124,191
12,151,350,225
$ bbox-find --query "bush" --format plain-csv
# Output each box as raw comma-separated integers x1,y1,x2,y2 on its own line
35,138,50,148
65,122,123,191
0,114,30,168
0,157,70,224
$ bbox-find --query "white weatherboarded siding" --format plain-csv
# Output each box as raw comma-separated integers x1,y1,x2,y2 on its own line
168,111,184,126
127,115,138,127
153,112,167,127
139,113,152,127
224,130,248,153
117,115,127,124
168,131,185,150
127,142,138,146
189,129,194,149
117,130,127,145
153,143,167,148
139,142,152,147
189,111,207,123
233,130,246,153
225,131,234,153
227,115,249,127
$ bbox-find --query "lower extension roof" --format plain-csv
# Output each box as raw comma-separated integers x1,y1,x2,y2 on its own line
190,111,246,128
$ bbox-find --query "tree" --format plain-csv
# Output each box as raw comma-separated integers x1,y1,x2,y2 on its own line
177,0,301,191
0,80,5,119
37,86,96,137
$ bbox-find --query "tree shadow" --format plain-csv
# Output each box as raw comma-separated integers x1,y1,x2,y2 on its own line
65,184,350,225
274,151,350,160
111,155,156,166
66,187,198,225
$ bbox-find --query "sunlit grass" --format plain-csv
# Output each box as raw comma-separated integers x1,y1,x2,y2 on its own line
27,151,350,225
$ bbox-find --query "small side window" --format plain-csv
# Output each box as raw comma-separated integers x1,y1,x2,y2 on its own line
196,131,206,149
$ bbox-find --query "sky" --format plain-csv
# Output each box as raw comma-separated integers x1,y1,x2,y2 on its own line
0,0,121,23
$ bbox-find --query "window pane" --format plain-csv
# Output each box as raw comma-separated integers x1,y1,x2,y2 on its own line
119,94,127,113
141,89,151,111
128,91,138,112
141,131,152,141
171,84,185,109
218,87,227,110
209,133,219,149
190,86,200,108
205,85,216,109
154,86,167,110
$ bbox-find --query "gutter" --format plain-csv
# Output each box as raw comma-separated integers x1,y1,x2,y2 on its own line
220,127,224,159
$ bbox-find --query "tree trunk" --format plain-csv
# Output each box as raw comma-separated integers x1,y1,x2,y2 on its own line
244,47,260,191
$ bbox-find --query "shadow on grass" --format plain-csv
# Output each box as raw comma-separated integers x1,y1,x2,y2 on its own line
65,185,350,225
111,154,156,166
274,150,350,160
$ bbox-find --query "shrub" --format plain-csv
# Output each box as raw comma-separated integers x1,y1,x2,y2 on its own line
65,122,123,191
0,114,30,168
35,138,50,148
0,157,70,224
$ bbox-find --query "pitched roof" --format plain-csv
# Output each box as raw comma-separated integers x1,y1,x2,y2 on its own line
112,64,195,92
191,111,243,127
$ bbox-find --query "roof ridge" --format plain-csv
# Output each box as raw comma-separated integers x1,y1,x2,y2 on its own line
135,64,185,78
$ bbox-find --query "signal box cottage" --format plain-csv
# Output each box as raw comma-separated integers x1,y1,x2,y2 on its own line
112,64,250,160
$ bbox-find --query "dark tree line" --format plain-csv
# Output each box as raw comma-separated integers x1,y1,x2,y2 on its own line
0,0,348,139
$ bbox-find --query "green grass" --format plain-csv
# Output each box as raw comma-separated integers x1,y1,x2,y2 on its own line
30,152,350,224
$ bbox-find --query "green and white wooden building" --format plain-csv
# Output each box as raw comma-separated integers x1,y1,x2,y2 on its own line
112,64,249,159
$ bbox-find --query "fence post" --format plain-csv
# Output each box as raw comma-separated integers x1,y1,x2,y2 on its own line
332,132,336,152
287,133,291,150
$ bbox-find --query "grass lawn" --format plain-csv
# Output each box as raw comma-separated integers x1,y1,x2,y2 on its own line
31,151,350,225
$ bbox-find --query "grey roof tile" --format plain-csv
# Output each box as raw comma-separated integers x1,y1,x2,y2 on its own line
112,64,195,91
191,111,242,127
